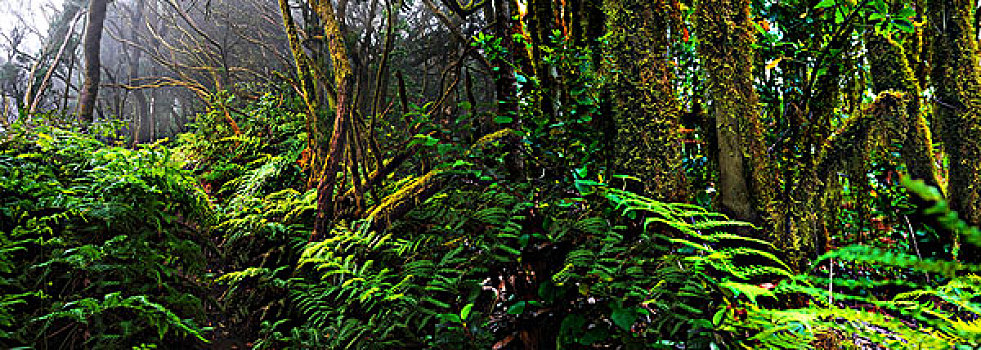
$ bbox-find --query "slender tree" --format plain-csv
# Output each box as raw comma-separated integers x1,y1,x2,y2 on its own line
119,0,151,144
22,0,82,112
312,0,356,238
78,0,109,122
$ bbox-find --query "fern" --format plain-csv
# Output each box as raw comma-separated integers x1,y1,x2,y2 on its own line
711,177,981,349
35,292,207,345
0,126,213,347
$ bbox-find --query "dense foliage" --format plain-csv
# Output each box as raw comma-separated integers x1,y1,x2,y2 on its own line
0,122,212,348
2,0,981,348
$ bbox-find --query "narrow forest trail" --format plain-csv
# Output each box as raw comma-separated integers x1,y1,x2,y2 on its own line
203,233,246,349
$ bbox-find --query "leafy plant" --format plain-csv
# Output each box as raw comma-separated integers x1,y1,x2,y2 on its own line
717,177,981,349
0,125,213,348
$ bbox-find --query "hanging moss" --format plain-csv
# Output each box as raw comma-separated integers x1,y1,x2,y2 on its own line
786,29,852,267
818,92,911,179
811,92,910,259
866,27,941,191
602,0,686,200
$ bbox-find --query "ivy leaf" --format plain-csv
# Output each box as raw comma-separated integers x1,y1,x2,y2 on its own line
494,116,513,124
559,314,586,337
897,6,916,18
579,328,608,345
439,313,462,324
873,0,888,13
451,160,472,168
712,307,728,327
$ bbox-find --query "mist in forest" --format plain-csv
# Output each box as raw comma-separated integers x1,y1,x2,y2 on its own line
0,0,489,144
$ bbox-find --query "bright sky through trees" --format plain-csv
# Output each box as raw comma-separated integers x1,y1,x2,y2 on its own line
0,0,56,53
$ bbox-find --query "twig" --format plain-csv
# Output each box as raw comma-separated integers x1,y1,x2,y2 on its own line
828,257,834,306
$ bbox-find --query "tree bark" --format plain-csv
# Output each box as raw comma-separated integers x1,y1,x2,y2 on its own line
128,0,149,144
866,14,940,191
694,0,776,226
279,0,325,186
491,0,518,120
23,1,83,110
528,0,555,118
78,0,109,123
28,13,80,115
927,0,981,261
604,0,686,200
312,0,356,239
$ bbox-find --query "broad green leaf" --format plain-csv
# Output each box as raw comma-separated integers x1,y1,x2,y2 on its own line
815,0,835,8
507,301,526,315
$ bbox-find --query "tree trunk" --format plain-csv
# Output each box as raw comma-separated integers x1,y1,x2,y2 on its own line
603,0,686,200
23,1,83,110
866,11,940,191
927,0,981,261
128,0,149,144
28,13,80,115
312,0,356,239
78,0,109,123
279,0,325,187
491,0,518,120
694,0,776,226
528,0,555,118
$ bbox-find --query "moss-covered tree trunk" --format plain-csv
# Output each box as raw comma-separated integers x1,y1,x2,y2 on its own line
927,0,981,260
780,14,846,266
695,0,838,271
865,9,949,257
528,0,556,119
694,0,776,226
312,0,355,239
278,0,326,187
866,14,940,191
604,0,686,200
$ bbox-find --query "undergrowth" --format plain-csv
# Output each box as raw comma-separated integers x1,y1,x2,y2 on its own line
2,89,979,349
0,123,214,349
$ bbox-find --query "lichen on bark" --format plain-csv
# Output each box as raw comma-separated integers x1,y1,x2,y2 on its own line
602,0,686,200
